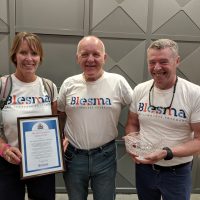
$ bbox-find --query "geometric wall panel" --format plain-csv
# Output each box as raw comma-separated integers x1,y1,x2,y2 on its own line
178,42,200,60
0,19,8,31
192,156,200,192
2,0,200,193
91,0,148,34
0,34,9,75
91,0,118,29
37,35,82,88
0,0,8,24
109,65,137,89
117,153,135,187
93,7,144,35
120,0,148,32
179,46,200,85
104,54,117,71
152,0,180,33
176,0,191,7
16,0,84,34
118,41,146,84
154,11,200,36
0,0,8,32
184,0,200,28
103,39,142,62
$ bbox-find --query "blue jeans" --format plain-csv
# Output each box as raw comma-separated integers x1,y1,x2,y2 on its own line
63,140,117,200
135,162,192,200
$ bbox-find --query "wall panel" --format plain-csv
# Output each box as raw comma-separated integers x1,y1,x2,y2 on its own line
1,0,200,193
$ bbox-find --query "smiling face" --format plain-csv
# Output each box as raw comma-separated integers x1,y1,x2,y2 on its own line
76,36,107,82
14,40,41,80
147,47,180,90
10,32,43,82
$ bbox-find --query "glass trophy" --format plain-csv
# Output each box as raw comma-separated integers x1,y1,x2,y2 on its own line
124,132,164,159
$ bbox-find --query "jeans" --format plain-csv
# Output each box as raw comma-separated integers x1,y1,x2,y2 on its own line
135,162,192,200
0,157,55,200
63,140,117,200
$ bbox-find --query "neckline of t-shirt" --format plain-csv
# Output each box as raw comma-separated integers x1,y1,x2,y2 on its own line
82,71,106,85
153,85,174,94
11,74,40,86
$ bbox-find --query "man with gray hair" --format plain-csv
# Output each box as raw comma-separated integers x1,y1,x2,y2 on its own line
125,39,200,200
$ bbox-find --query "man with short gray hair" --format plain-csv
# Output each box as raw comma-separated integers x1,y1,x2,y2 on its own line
125,38,200,200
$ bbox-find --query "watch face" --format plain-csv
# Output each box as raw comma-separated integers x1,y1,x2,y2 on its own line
163,147,173,160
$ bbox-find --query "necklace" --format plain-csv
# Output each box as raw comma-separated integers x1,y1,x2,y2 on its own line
149,77,178,109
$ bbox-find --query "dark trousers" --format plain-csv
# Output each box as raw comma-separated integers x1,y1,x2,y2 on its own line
136,162,192,200
0,157,55,200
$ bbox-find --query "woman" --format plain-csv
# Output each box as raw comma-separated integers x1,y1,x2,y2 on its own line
0,32,57,200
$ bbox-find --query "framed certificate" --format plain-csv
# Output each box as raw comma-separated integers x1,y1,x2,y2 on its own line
17,115,65,179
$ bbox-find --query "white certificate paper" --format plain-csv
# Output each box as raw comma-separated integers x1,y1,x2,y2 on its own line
17,115,65,179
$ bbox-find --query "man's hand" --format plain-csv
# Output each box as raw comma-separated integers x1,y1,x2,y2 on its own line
62,137,69,152
134,149,167,164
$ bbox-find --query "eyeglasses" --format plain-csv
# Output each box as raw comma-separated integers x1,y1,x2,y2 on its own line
149,77,178,109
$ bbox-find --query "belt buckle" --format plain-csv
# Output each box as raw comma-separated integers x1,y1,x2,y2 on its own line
152,164,160,172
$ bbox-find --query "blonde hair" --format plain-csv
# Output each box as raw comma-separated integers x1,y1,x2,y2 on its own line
10,32,43,66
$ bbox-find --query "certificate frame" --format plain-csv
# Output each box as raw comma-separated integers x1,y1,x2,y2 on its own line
17,115,65,179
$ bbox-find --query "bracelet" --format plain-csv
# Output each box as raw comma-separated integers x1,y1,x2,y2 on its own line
0,143,11,157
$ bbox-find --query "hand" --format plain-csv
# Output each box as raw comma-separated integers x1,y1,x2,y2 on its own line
3,146,22,165
62,137,69,152
125,151,141,164
134,149,166,164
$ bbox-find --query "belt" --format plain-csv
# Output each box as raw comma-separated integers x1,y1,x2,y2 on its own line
68,140,115,154
151,161,191,171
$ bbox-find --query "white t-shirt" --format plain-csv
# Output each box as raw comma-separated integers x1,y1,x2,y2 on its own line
130,77,200,166
58,71,133,149
2,74,58,147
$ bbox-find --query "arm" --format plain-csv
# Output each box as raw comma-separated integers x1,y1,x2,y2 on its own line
51,101,57,115
58,111,68,151
136,122,200,164
125,111,140,135
172,122,200,157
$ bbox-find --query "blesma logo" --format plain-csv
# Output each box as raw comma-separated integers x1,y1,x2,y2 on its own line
70,97,111,106
138,102,186,119
6,95,51,105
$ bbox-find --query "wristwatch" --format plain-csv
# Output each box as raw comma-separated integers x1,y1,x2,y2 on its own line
163,147,173,160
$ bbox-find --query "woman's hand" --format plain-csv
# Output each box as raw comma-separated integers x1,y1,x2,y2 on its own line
3,146,22,165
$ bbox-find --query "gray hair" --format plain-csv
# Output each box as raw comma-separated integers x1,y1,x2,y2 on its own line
147,39,179,57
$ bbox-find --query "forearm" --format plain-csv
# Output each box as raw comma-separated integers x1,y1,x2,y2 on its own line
171,122,200,157
51,101,58,115
125,111,140,135
125,124,139,135
58,111,67,136
172,138,200,157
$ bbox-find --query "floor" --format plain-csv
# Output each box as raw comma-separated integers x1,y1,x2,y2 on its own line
25,193,200,200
